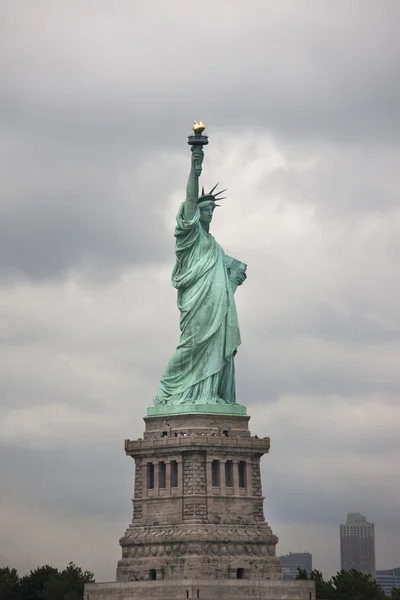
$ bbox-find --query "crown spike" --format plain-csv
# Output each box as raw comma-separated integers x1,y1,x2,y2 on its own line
214,188,227,197
201,186,205,196
208,183,219,195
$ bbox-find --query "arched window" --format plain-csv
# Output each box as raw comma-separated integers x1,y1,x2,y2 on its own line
237,567,244,579
149,569,156,581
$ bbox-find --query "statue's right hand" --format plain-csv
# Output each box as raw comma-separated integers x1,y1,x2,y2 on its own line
191,146,204,176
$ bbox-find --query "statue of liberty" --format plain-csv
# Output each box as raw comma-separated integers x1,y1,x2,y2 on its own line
154,123,247,408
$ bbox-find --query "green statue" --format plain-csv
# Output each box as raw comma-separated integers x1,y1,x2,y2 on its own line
153,123,247,408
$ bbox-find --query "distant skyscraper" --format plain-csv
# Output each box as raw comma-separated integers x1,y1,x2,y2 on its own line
279,552,313,580
340,512,376,577
376,568,400,595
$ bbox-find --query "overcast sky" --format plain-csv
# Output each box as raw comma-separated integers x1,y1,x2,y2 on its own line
1,0,399,582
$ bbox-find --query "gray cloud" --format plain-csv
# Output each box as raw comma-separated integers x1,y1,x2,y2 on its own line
1,0,400,584
0,132,174,279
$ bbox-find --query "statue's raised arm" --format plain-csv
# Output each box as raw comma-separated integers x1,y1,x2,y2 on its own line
184,146,204,221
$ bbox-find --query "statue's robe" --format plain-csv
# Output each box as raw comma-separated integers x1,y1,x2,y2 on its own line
154,204,241,406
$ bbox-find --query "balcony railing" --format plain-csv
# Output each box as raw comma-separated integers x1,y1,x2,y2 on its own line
125,434,270,453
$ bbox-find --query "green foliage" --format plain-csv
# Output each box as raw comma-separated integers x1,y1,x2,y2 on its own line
310,569,336,599
391,588,400,599
18,565,58,600
0,567,19,600
296,567,309,580
293,568,387,600
0,563,94,600
330,569,386,600
40,563,94,600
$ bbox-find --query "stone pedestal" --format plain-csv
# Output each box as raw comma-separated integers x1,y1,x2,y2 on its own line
85,579,315,599
85,412,315,600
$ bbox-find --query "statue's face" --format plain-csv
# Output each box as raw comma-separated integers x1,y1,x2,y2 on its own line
199,203,215,225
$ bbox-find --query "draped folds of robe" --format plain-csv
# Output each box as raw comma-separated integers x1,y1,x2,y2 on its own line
154,203,241,406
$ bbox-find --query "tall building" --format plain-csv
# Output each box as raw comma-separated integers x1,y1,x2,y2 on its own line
340,512,376,577
376,568,400,595
280,552,313,580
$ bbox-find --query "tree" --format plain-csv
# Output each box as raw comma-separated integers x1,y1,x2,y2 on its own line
292,568,335,598
391,588,400,599
40,563,94,600
295,568,386,600
310,569,335,599
17,566,58,600
0,563,94,600
331,569,386,600
296,568,309,580
0,567,19,600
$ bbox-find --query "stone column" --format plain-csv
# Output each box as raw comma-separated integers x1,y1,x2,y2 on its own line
177,457,183,496
142,461,148,499
233,459,240,495
133,459,143,498
132,459,144,523
252,458,262,496
246,460,252,497
206,458,213,494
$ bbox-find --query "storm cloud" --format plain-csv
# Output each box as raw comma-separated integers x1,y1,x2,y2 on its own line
0,0,399,581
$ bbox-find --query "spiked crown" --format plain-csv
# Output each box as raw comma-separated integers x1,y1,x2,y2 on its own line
197,183,227,207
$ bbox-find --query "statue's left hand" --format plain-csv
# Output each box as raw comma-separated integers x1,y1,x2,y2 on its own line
236,272,247,286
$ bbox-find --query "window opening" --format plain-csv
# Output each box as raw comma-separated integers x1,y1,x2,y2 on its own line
237,568,244,579
211,460,220,487
225,460,233,487
149,569,156,581
147,463,154,489
171,460,178,488
238,461,247,488
159,461,166,488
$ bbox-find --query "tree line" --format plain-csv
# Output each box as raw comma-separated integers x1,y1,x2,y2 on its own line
296,568,400,599
0,563,94,600
2,563,400,600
